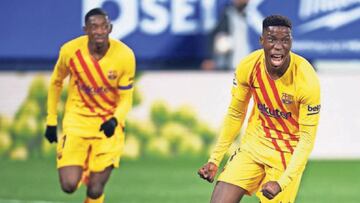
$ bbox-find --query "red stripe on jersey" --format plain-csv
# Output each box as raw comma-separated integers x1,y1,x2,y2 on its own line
90,58,118,96
259,115,287,170
250,60,287,167
77,86,95,113
249,59,262,86
254,63,294,153
265,73,299,131
253,87,287,168
72,72,106,122
76,82,106,122
262,77,298,142
75,50,116,107
253,87,293,155
70,59,113,116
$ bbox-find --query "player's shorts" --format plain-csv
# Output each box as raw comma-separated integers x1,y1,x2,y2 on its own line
56,127,125,172
217,148,302,203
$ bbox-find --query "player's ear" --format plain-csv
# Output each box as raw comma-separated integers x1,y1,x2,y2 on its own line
259,35,264,47
109,23,113,33
83,25,87,33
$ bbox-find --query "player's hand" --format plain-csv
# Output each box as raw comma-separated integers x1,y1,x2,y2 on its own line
261,181,282,200
44,125,57,143
197,162,218,183
100,117,118,137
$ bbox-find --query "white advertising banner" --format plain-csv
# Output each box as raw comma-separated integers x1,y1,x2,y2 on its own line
0,71,359,159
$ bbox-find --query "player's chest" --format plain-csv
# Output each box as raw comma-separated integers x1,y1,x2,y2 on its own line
251,70,298,110
69,50,123,85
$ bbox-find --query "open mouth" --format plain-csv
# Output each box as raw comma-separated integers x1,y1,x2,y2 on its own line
270,54,284,67
94,35,106,41
95,37,105,41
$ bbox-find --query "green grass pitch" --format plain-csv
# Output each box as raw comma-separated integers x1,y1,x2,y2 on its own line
0,158,359,203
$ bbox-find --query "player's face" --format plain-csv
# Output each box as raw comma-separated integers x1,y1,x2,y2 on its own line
84,15,112,46
260,26,292,71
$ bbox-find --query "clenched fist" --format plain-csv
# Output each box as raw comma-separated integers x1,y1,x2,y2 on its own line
261,181,281,200
197,162,218,183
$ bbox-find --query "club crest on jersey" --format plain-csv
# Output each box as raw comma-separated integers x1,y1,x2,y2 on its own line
107,70,118,80
281,93,294,104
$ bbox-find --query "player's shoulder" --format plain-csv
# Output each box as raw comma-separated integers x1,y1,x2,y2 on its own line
109,38,134,55
60,36,87,54
233,50,263,85
109,38,136,71
235,49,263,75
61,36,87,49
291,52,320,90
292,53,318,79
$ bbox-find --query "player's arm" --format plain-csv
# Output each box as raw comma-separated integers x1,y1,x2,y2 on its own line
208,94,250,166
198,95,250,183
100,50,135,137
198,65,252,182
277,75,321,191
113,50,136,126
45,48,69,143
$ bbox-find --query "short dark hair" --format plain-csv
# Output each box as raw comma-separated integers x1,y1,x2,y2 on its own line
85,8,108,24
262,15,292,30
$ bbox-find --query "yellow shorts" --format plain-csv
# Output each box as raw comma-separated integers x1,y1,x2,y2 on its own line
218,148,302,203
56,129,125,172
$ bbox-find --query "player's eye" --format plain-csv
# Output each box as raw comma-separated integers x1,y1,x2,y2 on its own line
282,38,290,43
89,24,98,30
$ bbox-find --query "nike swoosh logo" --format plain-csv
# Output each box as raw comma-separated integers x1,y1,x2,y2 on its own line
298,7,360,33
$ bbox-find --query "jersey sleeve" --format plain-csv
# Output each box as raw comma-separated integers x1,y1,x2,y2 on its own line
278,64,321,190
46,48,70,126
208,62,252,166
113,49,136,127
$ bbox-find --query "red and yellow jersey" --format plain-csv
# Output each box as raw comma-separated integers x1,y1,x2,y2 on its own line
46,36,135,135
209,49,320,189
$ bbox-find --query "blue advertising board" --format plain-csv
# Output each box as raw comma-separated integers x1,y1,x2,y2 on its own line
246,0,360,59
0,0,359,70
0,0,228,69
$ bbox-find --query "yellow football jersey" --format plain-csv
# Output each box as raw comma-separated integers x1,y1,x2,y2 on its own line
209,49,320,189
47,36,135,136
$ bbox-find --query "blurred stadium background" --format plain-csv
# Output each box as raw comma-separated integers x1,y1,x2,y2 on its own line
0,0,360,202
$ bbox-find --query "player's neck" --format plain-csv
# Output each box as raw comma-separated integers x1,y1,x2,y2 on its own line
88,42,110,61
265,57,290,80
